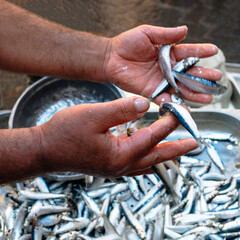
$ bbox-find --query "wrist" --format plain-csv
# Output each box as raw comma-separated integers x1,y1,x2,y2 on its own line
59,31,112,83
74,32,112,83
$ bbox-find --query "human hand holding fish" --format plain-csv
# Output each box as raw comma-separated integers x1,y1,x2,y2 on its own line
106,25,222,105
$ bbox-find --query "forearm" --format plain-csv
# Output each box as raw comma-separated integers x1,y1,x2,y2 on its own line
0,127,46,184
0,0,110,82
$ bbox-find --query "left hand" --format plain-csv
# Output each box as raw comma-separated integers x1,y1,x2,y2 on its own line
105,25,221,105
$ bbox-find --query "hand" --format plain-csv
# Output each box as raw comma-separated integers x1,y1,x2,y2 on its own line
105,25,222,105
38,97,198,178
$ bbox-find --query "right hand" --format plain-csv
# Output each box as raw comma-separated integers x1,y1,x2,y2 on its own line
36,96,198,178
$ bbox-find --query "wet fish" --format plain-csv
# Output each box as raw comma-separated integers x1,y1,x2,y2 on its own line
173,70,226,95
159,102,209,148
158,45,179,93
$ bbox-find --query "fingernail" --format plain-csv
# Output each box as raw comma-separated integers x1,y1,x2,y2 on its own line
134,98,150,112
177,25,187,28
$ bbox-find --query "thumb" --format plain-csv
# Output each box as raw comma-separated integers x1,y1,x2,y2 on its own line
91,96,150,132
141,25,188,45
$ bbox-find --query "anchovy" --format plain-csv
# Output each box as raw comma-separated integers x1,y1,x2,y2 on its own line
166,225,196,234
132,181,163,213
27,204,71,222
81,191,101,216
173,70,226,95
203,132,238,145
121,202,146,240
164,160,190,186
164,227,182,239
174,214,215,225
46,172,85,181
201,172,226,181
38,214,62,227
151,163,181,204
206,209,240,220
32,219,43,240
54,218,90,235
159,102,209,148
19,189,66,200
153,214,164,240
206,144,225,173
150,57,199,99
195,162,211,177
158,45,179,93
126,177,141,201
9,201,28,240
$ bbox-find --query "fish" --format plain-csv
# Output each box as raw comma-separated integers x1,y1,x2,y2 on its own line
151,57,199,100
159,102,209,148
151,163,181,204
206,144,225,173
173,70,226,95
158,45,179,94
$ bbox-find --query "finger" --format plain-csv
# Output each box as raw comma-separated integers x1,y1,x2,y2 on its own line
90,96,150,132
177,82,213,103
153,92,172,105
121,114,179,158
186,67,222,81
126,169,154,176
172,44,218,61
140,25,188,45
130,138,198,171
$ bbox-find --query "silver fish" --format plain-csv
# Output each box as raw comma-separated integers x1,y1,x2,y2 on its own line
159,102,209,148
9,201,28,240
173,70,226,95
158,45,179,93
203,132,238,145
121,202,146,240
206,144,225,173
151,163,181,204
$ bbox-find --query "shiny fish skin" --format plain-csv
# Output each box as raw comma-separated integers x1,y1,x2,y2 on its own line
19,189,66,200
53,218,89,235
158,45,179,93
27,205,71,222
121,202,146,240
151,163,181,204
206,144,225,173
203,132,239,145
173,70,226,95
150,57,199,99
159,102,209,148
9,201,28,240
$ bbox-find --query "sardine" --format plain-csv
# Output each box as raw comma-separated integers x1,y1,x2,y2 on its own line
151,163,181,204
159,102,209,148
158,45,179,93
151,57,199,99
173,70,226,95
206,144,225,173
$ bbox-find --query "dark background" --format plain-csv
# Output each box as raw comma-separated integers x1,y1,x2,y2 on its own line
1,0,240,109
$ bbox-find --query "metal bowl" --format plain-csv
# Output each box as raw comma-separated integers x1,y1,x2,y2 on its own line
0,110,11,129
9,76,125,128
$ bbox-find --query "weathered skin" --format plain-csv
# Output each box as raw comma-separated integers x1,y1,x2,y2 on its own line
0,0,221,183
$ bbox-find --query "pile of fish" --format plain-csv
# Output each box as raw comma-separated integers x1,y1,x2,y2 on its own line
0,125,239,240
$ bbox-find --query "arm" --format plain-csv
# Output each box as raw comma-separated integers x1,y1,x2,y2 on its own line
0,0,109,82
0,0,221,104
0,127,45,183
0,97,198,184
